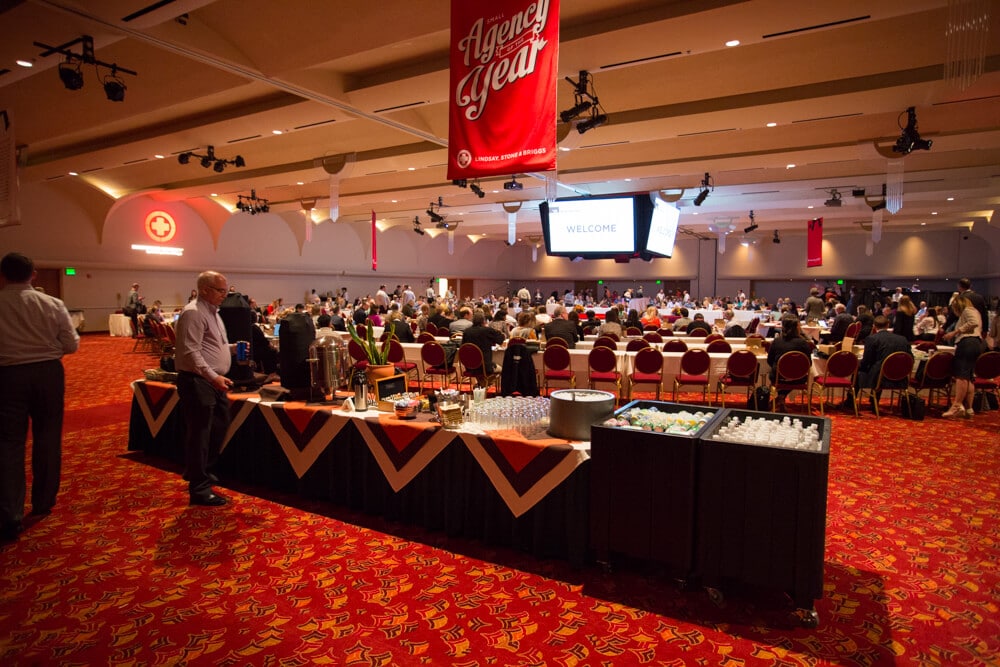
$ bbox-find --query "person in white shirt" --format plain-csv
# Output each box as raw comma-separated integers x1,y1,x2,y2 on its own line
0,252,80,541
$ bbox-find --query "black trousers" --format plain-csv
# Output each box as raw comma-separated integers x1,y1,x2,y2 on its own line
176,372,230,496
0,360,65,524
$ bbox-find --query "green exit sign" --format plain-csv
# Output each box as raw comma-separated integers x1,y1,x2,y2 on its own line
65,267,76,276
836,279,844,285
655,280,662,285
597,280,604,285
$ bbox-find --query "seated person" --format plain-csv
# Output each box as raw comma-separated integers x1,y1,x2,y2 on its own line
720,309,745,338
914,308,939,341
384,310,414,343
856,314,912,395
584,310,601,330
449,306,474,335
597,308,624,338
671,307,692,332
766,315,813,405
328,305,347,332
639,305,661,329
685,313,712,335
822,303,854,343
854,305,874,343
543,305,579,348
315,313,336,339
461,309,505,374
509,310,538,340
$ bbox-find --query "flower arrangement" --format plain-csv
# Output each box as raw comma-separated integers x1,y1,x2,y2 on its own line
347,320,392,365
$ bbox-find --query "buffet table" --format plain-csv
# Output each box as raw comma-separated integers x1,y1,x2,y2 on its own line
128,380,591,563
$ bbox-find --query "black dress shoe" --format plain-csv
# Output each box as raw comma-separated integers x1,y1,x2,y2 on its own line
189,492,228,507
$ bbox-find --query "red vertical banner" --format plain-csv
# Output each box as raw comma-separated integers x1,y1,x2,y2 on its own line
448,0,559,179
371,210,377,271
807,217,823,267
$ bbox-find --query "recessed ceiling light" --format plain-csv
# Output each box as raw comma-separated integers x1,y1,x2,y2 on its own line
931,211,938,215
296,181,304,185
786,164,796,169
766,122,777,127
210,193,218,197
725,40,740,47
272,130,283,135
408,167,416,171
692,211,698,215
391,199,398,203
921,222,926,225
946,197,954,201
558,146,571,152
807,205,814,209
68,171,78,176
15,59,33,68
624,178,632,182
154,154,164,159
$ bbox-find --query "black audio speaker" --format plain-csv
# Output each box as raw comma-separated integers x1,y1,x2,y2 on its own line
278,312,316,397
219,293,255,386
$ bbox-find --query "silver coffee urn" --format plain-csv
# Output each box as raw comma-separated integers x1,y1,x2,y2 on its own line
309,335,349,401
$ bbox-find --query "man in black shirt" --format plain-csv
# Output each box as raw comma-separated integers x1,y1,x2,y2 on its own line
686,313,712,335
543,305,578,348
858,315,912,389
462,310,505,373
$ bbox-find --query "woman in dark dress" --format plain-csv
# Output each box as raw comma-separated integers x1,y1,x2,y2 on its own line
892,295,917,342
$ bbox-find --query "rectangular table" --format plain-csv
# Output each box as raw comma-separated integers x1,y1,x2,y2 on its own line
128,380,592,563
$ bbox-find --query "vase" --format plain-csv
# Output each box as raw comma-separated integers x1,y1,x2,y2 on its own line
366,364,396,380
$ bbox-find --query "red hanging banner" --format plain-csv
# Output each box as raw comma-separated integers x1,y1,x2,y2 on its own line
807,217,823,267
371,210,377,271
448,0,559,180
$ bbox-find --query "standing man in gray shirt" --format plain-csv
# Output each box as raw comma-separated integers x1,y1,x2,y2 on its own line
175,271,235,507
0,252,80,541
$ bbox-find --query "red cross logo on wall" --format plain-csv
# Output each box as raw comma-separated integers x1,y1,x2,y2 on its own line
145,211,177,243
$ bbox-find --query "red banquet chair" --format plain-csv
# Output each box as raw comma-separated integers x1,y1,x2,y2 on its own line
419,341,457,392
716,349,759,407
861,350,913,418
628,347,664,400
706,339,732,354
587,346,622,403
643,331,663,344
704,332,725,343
663,339,688,353
544,335,569,348
810,350,859,417
541,344,575,395
673,348,712,404
972,351,1000,406
387,338,420,387
625,327,643,337
593,336,618,350
771,350,811,412
416,331,436,344
626,338,651,352
913,351,954,412
457,343,500,393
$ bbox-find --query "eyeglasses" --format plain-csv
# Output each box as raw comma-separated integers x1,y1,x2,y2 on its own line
207,286,227,294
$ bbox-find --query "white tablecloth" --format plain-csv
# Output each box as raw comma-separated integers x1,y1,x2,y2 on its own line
108,313,131,337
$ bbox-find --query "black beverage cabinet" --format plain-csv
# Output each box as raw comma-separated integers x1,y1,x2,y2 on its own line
695,409,830,626
590,401,722,580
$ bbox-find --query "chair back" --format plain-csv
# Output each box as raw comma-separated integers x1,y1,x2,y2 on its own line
643,324,660,331
604,332,621,341
776,351,811,384
923,351,954,381
878,351,912,385
974,351,1000,381
545,335,569,348
583,326,598,336
657,328,674,336
416,331,436,343
626,338,651,352
704,332,724,343
642,331,663,343
625,327,643,337
386,338,406,364
458,343,486,373
663,339,688,352
747,317,760,333
825,350,859,379
508,336,527,346
844,321,861,340
594,336,617,350
706,339,732,353
633,347,663,375
588,346,618,374
685,328,709,339
914,341,936,352
542,344,571,371
425,322,439,335
725,349,759,379
420,341,448,367
355,324,366,338
679,348,711,375
347,339,369,363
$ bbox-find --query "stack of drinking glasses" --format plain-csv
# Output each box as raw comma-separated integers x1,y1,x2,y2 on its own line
467,396,551,437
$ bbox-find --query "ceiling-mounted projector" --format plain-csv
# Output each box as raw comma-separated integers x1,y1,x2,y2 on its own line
824,189,842,207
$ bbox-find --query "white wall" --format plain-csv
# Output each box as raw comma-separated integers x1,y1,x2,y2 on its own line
2,180,996,330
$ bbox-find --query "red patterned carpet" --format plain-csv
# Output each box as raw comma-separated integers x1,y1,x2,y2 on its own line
1,335,998,665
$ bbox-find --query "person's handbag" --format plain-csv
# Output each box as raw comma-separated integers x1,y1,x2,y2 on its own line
747,386,771,411
901,390,925,421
